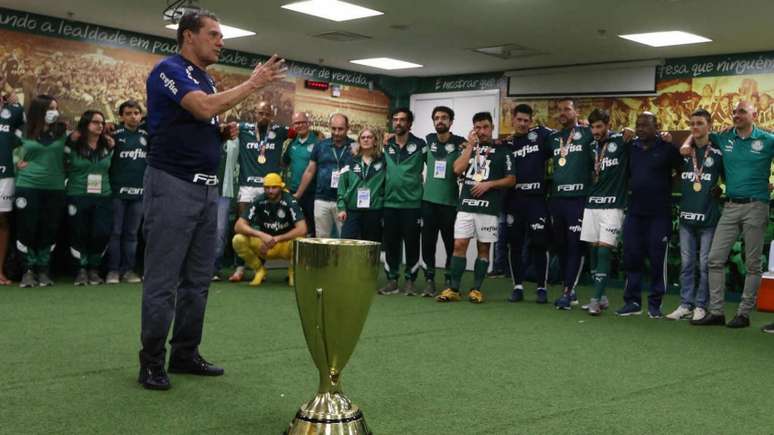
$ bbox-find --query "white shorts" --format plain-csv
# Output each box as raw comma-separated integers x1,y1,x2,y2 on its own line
580,208,624,246
0,178,14,212
238,186,264,203
454,211,499,243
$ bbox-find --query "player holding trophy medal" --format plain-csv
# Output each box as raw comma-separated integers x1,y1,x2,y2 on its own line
436,112,515,304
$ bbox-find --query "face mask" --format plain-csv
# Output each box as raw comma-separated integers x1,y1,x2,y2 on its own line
44,110,59,125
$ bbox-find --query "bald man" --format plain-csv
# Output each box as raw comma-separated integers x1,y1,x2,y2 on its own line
282,111,318,236
230,101,289,282
687,101,774,328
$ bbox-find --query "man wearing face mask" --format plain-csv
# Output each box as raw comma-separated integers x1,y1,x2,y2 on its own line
229,101,288,282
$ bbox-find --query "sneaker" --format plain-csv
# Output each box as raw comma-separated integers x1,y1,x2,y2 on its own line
648,307,663,319
106,271,120,284
468,289,484,304
554,294,572,310
690,313,725,326
599,295,610,310
211,274,221,282
665,305,693,320
20,269,37,288
587,298,601,316
74,268,88,286
692,307,707,321
486,270,505,278
570,290,579,306
508,286,524,303
37,269,53,287
615,303,642,317
422,280,436,298
436,288,461,302
761,322,774,334
122,271,142,283
377,280,400,295
404,280,417,296
88,270,104,285
726,314,750,329
536,288,548,304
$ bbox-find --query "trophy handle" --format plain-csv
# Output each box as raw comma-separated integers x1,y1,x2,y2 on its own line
315,287,341,393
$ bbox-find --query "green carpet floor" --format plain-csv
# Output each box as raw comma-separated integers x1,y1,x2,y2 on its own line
2,270,774,435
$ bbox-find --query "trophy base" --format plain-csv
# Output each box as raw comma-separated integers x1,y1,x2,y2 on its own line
285,393,371,435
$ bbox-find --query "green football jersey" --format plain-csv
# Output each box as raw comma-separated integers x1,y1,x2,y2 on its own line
548,126,594,198
110,126,148,199
383,133,427,209
282,131,318,192
711,126,774,202
586,132,629,209
65,145,113,196
16,133,66,190
679,144,723,227
458,142,515,216
337,154,386,211
242,190,304,236
237,122,289,187
0,103,24,179
423,133,465,207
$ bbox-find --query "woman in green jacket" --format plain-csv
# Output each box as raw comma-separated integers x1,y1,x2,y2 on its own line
65,110,115,286
337,128,385,242
16,95,67,287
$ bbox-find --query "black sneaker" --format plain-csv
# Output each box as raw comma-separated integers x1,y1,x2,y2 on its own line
88,269,104,285
615,302,642,317
20,269,37,288
138,365,171,390
74,268,88,286
726,314,750,329
761,322,774,334
168,354,224,377
690,313,726,326
404,280,417,296
508,287,524,303
37,269,53,287
536,288,548,304
377,280,399,295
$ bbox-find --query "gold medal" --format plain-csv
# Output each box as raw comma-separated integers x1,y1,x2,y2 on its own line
473,173,483,182
257,154,267,164
558,157,567,167
693,181,702,192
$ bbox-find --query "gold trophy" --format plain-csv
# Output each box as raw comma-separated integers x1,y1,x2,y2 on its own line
286,238,381,435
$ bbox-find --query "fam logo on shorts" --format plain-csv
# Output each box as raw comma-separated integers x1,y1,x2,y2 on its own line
528,131,538,142
607,142,617,153
15,197,27,209
68,204,78,216
0,108,10,119
752,140,763,152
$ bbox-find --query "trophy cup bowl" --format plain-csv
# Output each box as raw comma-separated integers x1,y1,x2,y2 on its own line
286,238,381,435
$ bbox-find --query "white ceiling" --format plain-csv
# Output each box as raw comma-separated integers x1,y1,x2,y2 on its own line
7,0,774,77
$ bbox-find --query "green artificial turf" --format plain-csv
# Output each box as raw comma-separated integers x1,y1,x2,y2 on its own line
2,270,774,435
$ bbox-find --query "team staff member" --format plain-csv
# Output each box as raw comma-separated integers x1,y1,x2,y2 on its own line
665,109,722,321
421,106,465,297
505,104,553,304
232,173,306,286
15,94,66,288
548,98,595,310
379,108,427,296
0,92,24,285
283,111,318,236
337,128,385,242
65,110,115,286
106,100,147,284
688,101,774,329
579,109,629,316
295,113,354,238
229,102,288,282
436,112,516,303
615,113,681,319
140,10,285,390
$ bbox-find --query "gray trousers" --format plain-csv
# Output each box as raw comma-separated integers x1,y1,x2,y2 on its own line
139,166,218,367
708,201,769,317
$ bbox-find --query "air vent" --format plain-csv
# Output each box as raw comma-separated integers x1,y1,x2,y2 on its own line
312,31,371,42
472,44,546,60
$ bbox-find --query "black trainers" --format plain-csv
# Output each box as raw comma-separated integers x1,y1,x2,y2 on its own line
37,269,53,287
726,314,750,329
168,354,224,376
761,322,774,334
508,287,524,303
690,313,726,326
421,280,436,298
74,268,88,286
404,280,417,296
138,365,171,390
535,288,548,304
20,269,37,288
377,280,399,295
88,269,104,285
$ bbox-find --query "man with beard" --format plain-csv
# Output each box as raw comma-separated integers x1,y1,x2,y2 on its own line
229,101,288,282
421,106,466,297
379,108,427,296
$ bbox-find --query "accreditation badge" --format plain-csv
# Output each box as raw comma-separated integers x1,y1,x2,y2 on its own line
356,188,371,208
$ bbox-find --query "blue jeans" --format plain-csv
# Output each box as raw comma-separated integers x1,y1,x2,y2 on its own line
679,224,715,309
214,195,233,272
107,198,143,273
